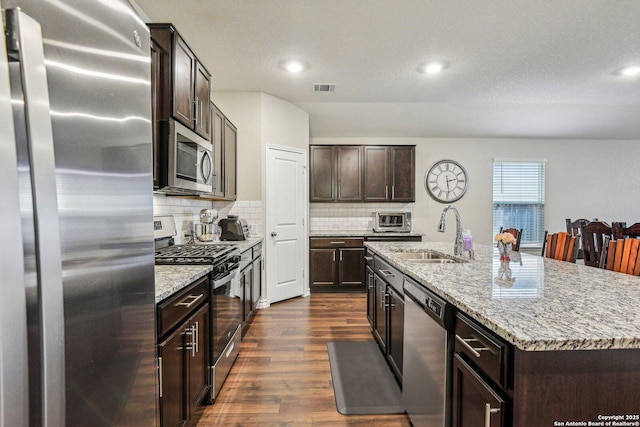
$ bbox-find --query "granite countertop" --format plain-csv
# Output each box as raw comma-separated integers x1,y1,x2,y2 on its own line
365,241,640,352
155,265,212,303
154,238,263,303
215,237,263,252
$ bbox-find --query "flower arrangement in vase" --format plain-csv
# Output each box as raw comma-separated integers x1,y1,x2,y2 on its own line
494,232,517,262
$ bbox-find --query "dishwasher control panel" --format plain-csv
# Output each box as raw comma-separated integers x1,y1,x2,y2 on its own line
404,278,447,321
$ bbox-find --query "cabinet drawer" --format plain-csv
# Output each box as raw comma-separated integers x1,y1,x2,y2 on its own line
310,237,364,248
158,275,209,338
364,249,375,268
374,257,403,293
455,313,509,389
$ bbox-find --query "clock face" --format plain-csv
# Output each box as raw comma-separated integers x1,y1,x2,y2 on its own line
425,160,468,203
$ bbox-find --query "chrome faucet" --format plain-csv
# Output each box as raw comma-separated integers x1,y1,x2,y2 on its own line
437,205,464,256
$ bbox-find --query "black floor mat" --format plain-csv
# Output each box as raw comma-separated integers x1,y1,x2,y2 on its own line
327,341,404,415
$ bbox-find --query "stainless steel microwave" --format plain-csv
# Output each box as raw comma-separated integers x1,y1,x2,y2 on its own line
158,119,213,194
372,212,412,232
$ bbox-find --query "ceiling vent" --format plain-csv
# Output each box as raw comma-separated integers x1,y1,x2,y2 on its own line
313,83,336,92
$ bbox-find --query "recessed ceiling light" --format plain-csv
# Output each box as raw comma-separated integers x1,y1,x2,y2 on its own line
620,65,640,77
284,60,304,73
420,61,446,75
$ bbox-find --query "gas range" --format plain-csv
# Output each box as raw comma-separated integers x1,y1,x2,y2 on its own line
154,244,238,266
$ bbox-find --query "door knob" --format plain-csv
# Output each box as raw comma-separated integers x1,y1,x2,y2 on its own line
271,231,278,237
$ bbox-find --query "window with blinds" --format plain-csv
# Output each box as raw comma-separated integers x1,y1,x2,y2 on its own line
493,160,546,247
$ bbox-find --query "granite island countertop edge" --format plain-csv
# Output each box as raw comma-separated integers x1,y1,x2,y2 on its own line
365,241,640,352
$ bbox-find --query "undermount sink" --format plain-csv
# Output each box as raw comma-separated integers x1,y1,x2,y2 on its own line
395,250,465,264
407,258,459,264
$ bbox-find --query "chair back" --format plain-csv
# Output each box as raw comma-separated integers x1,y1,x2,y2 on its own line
581,221,612,267
566,218,588,236
565,218,589,259
498,227,523,251
543,232,579,263
603,238,640,275
613,222,640,240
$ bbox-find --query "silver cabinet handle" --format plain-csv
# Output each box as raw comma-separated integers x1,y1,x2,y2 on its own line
175,293,203,308
6,10,65,423
193,321,199,354
379,269,394,277
271,231,278,237
340,251,343,261
385,185,388,199
364,256,374,261
368,273,374,289
392,185,395,199
191,325,196,357
158,357,163,398
455,334,489,358
330,241,346,245
485,403,500,427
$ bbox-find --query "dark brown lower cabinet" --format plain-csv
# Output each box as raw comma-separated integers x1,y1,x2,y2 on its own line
372,273,387,353
452,354,506,427
309,238,364,292
365,265,375,327
386,285,404,381
158,303,209,427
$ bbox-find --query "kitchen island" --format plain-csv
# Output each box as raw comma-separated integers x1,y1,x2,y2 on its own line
365,241,640,426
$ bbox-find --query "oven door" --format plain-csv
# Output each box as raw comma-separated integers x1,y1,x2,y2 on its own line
168,119,213,193
211,267,242,363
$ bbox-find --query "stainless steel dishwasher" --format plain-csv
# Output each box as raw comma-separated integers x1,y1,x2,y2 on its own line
403,276,454,427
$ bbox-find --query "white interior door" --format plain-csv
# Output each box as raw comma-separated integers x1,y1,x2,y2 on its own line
266,145,307,304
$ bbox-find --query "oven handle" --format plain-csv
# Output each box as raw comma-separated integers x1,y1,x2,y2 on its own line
213,267,239,289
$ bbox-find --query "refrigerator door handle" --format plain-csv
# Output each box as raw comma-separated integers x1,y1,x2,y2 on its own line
0,7,29,426
6,9,66,425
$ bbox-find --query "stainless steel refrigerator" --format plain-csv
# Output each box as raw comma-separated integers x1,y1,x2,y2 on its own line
0,1,157,425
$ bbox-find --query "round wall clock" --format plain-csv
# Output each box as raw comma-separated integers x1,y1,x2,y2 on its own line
425,159,469,203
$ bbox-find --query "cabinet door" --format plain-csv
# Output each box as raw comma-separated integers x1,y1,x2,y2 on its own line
158,324,187,427
363,146,390,201
338,247,365,289
390,146,415,202
252,257,262,309
194,62,211,139
309,248,337,290
309,146,334,201
373,275,387,352
336,146,363,201
387,286,404,381
241,265,253,325
173,36,195,128
151,38,164,189
366,266,375,327
452,354,507,427
187,304,209,415
210,104,225,197
223,120,237,199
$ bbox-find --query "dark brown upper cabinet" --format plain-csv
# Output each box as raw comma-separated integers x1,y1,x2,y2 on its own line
207,102,237,200
149,24,211,141
310,146,335,201
310,145,415,202
336,146,363,201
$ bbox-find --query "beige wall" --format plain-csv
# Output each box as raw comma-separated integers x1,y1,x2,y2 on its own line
211,92,263,201
311,137,640,245
212,92,310,202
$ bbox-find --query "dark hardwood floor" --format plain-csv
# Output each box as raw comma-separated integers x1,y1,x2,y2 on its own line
197,293,410,426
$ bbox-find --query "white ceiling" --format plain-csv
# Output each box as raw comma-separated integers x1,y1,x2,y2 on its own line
134,0,640,140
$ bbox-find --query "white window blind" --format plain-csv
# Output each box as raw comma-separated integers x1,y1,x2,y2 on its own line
493,161,546,247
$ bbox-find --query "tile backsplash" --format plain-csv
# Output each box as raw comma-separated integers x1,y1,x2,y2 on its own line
153,194,263,244
309,202,413,232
